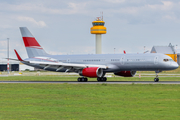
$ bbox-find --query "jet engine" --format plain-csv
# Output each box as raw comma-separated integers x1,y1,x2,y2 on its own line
114,71,136,77
79,67,104,78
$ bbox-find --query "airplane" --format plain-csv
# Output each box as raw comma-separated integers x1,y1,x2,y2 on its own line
12,27,179,82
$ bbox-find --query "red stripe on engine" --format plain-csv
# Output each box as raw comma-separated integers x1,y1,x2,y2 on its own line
23,37,41,48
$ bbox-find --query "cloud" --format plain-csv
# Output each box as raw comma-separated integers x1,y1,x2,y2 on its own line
0,49,6,52
0,2,88,15
103,0,125,3
17,16,47,27
0,41,7,47
0,0,180,57
40,2,88,14
0,53,6,58
48,51,64,55
163,15,176,20
147,1,174,11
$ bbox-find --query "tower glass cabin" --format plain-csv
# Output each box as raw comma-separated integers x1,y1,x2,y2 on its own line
91,18,107,54
91,19,106,34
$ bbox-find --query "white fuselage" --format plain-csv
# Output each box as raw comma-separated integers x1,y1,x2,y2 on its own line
23,53,179,73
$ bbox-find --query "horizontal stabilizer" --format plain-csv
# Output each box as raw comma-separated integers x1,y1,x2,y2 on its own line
5,58,21,61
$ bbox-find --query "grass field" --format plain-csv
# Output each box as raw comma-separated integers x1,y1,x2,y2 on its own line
0,75,180,81
0,84,180,120
0,68,180,119
0,67,180,82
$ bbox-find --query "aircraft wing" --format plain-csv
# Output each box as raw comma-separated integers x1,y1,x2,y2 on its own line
13,49,107,72
29,61,108,71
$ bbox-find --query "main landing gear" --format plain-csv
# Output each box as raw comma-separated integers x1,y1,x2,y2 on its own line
77,77,88,82
97,77,107,82
77,77,107,82
154,72,159,82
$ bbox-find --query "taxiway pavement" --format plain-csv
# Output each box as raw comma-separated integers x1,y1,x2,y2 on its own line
0,81,180,84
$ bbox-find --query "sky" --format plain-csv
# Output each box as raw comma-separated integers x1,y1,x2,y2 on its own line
0,0,180,61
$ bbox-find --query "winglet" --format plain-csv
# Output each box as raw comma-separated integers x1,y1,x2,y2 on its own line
123,50,126,54
14,49,23,61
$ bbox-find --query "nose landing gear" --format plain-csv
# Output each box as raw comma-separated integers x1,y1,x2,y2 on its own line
154,78,159,82
154,72,159,82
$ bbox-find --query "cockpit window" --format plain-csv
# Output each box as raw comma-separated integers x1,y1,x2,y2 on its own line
163,59,174,62
163,59,169,62
169,59,174,61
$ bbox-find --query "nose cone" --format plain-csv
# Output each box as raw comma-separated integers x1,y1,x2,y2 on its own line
171,62,179,70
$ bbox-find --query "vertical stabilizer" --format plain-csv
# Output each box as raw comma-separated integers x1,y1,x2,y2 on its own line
19,27,48,58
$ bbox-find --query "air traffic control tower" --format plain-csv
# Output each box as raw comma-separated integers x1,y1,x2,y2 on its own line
91,17,106,54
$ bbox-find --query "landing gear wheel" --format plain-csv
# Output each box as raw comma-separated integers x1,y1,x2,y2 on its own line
97,77,107,82
154,78,159,82
97,77,101,82
103,77,107,82
82,78,85,82
77,77,88,82
84,78,88,82
78,78,81,82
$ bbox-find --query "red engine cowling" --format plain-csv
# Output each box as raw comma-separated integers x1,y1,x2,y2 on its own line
114,71,136,77
79,67,104,78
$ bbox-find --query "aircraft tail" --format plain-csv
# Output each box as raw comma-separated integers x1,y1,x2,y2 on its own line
19,27,48,58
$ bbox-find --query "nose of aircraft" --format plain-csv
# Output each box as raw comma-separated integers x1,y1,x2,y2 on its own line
171,62,179,70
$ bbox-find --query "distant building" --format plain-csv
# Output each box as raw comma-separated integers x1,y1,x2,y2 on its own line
0,64,19,71
0,60,19,71
19,62,34,71
151,43,179,64
0,60,34,72
177,53,180,65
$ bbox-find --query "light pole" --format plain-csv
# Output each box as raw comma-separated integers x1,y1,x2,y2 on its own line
7,38,9,74
176,45,178,62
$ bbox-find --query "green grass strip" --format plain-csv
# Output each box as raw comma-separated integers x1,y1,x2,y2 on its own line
0,76,180,81
0,84,180,120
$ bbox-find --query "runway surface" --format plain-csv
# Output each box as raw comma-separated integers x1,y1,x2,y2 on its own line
0,81,180,84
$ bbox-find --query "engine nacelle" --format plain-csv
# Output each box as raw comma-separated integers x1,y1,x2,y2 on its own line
114,71,136,77
79,67,104,78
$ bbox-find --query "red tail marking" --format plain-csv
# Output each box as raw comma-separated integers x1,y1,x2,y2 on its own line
22,37,41,48
123,50,126,54
14,49,23,61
